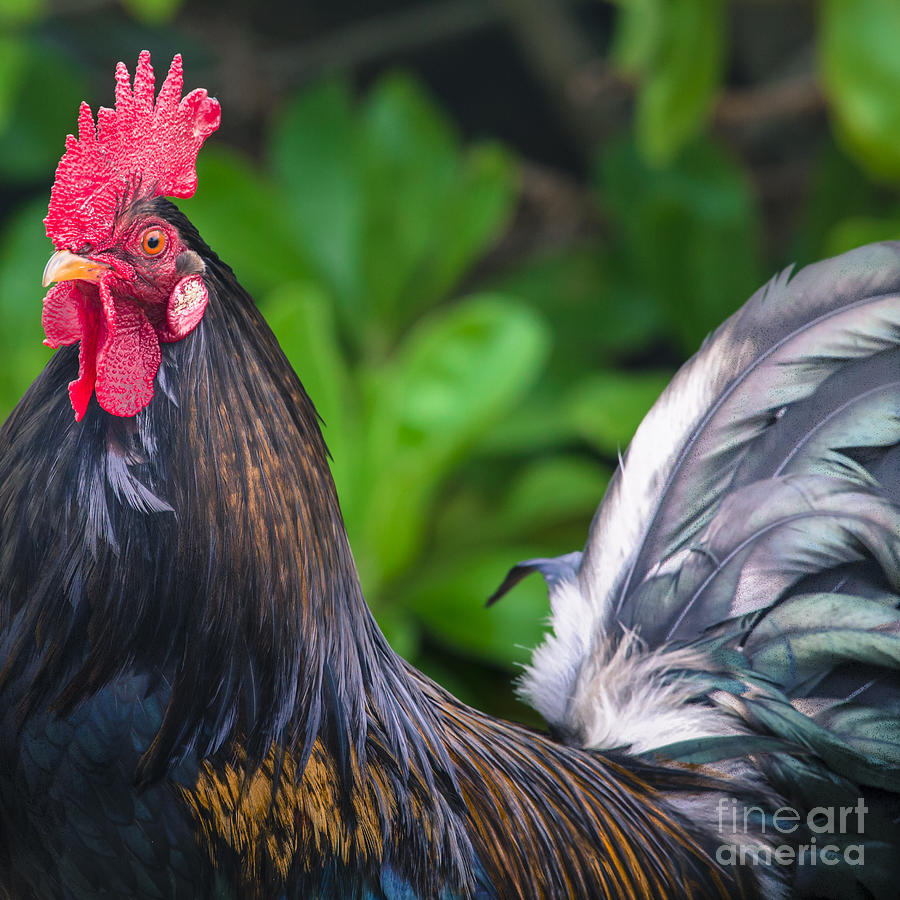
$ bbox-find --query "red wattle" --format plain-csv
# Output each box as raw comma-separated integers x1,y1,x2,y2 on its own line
42,273,208,419
70,302,100,421
42,282,83,347
42,282,101,421
93,281,161,418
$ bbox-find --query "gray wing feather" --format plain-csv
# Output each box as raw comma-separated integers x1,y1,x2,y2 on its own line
512,243,900,791
593,244,900,624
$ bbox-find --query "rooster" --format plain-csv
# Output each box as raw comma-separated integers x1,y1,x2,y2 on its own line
0,52,898,900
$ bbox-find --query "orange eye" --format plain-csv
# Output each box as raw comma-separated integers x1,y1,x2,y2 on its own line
141,228,166,256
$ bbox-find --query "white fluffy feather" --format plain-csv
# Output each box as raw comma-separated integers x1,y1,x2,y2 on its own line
518,571,741,750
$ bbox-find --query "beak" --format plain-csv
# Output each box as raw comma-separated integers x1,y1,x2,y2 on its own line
42,250,110,288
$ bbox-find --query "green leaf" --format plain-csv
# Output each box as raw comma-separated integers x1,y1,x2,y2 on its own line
820,0,900,180
0,43,87,183
476,386,577,456
365,75,471,324
413,141,517,311
610,0,662,74
361,74,517,327
363,72,457,181
0,198,54,418
398,546,551,665
565,370,671,454
487,246,667,386
596,136,761,354
361,73,461,324
496,455,610,534
0,38,28,132
628,0,726,164
390,296,548,450
823,215,900,259
0,0,45,26
180,147,311,297
791,140,893,266
268,81,365,326
434,455,609,551
354,296,550,587
369,604,420,662
268,73,516,343
119,0,183,25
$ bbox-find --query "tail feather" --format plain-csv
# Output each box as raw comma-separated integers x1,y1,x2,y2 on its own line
494,242,900,896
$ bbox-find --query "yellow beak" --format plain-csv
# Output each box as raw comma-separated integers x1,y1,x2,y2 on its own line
42,250,110,288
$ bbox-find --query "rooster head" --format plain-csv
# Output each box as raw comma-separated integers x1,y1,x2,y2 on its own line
41,52,220,420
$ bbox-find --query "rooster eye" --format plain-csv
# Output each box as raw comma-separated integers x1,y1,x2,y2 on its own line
140,228,166,256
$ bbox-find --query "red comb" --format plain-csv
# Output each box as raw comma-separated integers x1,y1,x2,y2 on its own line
44,51,220,250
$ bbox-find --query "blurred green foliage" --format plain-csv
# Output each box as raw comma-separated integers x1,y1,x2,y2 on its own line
3,1,900,716
612,0,725,166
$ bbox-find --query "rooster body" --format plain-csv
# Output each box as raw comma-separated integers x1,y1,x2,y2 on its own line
0,55,898,899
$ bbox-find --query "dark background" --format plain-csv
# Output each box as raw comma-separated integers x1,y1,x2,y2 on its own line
2,0,898,723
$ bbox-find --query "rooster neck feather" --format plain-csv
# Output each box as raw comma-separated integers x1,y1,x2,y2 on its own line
1,199,451,792
0,198,478,895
